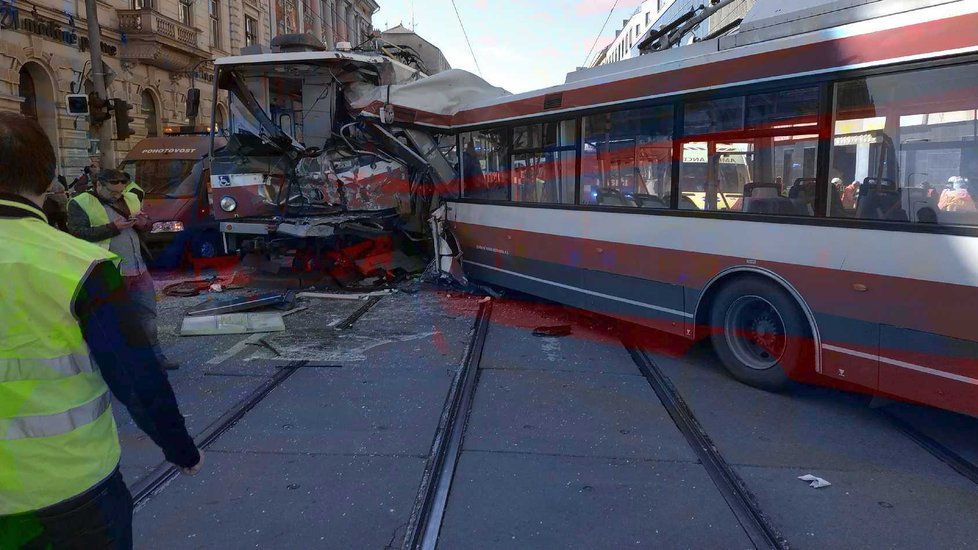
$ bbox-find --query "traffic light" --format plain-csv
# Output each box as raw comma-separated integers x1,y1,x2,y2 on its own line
113,99,135,141
186,88,200,119
88,92,111,125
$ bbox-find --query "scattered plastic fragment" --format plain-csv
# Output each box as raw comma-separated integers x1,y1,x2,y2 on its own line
798,474,831,488
180,312,286,336
532,325,573,338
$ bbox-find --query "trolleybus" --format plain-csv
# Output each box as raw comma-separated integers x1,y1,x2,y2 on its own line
434,0,978,416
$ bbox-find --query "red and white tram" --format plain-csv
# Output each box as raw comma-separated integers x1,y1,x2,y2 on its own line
402,0,978,416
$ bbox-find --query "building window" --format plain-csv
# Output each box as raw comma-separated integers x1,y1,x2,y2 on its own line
178,0,193,25
18,68,37,121
320,0,332,46
209,0,221,48
275,0,298,35
132,0,154,9
141,90,158,137
303,2,315,34
244,15,258,46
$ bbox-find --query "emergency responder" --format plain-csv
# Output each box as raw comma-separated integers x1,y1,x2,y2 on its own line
67,169,178,370
122,173,145,202
0,112,202,549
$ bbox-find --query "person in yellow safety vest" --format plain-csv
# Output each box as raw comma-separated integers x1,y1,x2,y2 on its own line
67,169,178,370
0,112,202,549
122,173,144,202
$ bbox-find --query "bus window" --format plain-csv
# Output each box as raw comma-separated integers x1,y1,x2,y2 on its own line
510,120,576,205
829,63,978,225
581,105,672,208
681,88,819,216
461,128,510,201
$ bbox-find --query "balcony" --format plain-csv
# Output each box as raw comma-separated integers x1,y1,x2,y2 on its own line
117,8,209,71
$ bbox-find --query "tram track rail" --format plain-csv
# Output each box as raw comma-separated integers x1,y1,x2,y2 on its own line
132,360,308,509
133,295,386,510
402,298,493,550
625,345,789,550
882,410,978,488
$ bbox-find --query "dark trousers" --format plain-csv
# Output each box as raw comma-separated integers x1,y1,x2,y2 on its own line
122,271,161,354
0,469,133,550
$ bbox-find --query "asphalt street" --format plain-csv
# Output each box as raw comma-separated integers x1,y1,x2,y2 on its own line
113,282,978,549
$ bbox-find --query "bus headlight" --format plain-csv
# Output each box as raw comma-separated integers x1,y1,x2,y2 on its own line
150,221,185,233
220,196,238,212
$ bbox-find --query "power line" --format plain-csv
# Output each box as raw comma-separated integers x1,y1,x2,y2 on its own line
449,0,482,77
582,0,621,68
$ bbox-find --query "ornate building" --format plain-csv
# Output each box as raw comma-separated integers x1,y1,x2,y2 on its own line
0,0,377,179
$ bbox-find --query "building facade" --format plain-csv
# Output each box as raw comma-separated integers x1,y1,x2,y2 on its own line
596,0,756,67
379,24,450,75
0,0,376,180
277,0,378,50
597,0,675,66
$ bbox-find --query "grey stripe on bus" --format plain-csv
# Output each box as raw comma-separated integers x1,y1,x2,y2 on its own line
465,260,693,319
464,247,689,317
0,353,97,382
0,392,111,440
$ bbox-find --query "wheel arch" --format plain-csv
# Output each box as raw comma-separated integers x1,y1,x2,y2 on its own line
692,266,822,374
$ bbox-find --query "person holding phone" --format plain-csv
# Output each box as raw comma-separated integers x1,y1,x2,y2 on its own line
67,169,178,371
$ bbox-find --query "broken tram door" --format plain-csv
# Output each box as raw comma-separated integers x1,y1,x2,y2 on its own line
208,34,456,286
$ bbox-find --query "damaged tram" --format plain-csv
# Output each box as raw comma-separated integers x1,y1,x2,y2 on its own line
205,35,461,283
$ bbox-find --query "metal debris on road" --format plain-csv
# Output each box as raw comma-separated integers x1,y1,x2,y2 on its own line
532,325,573,338
798,474,832,488
187,292,289,317
179,312,287,336
296,289,396,301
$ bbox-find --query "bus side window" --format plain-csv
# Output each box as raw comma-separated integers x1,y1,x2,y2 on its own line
680,88,819,216
461,129,510,201
829,63,978,226
581,105,672,208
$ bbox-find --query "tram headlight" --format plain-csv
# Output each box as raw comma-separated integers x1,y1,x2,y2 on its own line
220,196,238,212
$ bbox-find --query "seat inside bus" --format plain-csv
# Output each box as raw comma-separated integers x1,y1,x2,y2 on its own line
856,178,908,221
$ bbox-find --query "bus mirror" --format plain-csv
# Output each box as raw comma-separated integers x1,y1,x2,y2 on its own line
186,88,201,119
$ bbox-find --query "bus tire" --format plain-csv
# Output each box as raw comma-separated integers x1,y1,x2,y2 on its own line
709,277,810,391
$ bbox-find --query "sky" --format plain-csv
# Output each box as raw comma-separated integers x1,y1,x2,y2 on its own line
374,0,645,94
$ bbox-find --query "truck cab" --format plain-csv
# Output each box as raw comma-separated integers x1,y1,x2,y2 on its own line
119,130,228,267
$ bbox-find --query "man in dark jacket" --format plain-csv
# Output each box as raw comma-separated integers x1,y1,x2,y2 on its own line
0,112,202,549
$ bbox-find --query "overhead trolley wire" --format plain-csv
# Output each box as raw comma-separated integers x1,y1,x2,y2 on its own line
582,0,622,68
449,0,483,77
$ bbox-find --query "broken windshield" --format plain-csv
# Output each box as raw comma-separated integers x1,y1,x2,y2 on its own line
221,63,340,153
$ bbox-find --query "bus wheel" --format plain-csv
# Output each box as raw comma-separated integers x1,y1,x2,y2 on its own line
709,278,809,391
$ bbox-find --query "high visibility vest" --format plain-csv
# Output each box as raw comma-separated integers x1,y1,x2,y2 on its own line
124,182,145,202
0,198,122,515
68,191,142,249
